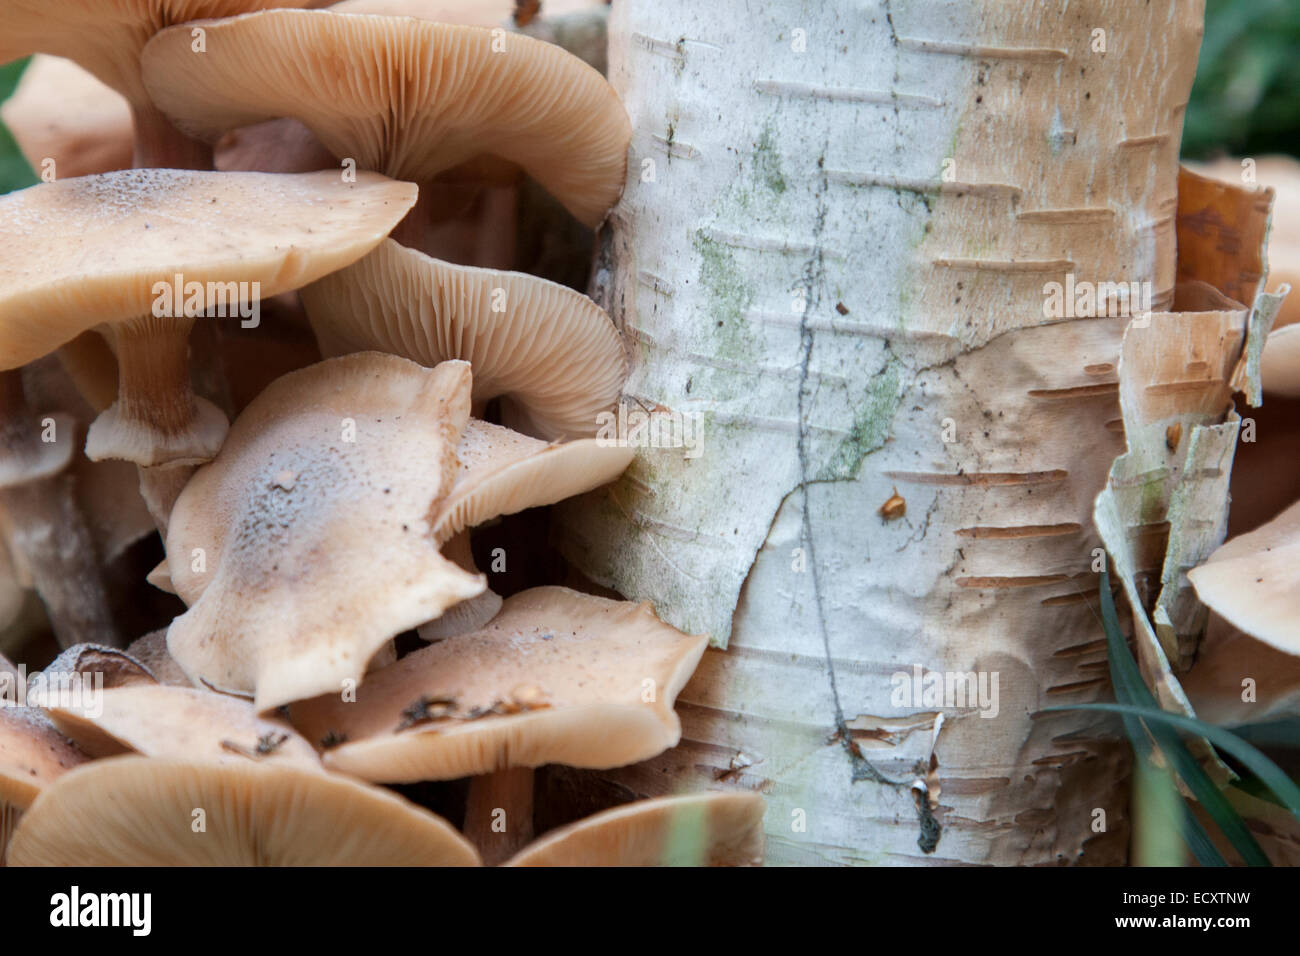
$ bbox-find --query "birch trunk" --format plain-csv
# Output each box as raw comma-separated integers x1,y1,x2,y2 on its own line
560,0,1206,864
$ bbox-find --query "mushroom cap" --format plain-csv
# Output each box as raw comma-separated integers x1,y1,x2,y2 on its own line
0,0,312,110
0,169,418,371
164,353,484,711
7,756,482,865
0,706,87,812
140,9,631,227
1,706,87,862
504,792,767,867
1188,498,1300,656
37,683,322,768
1261,324,1300,398
0,55,132,179
291,586,708,781
431,418,634,544
302,239,627,440
1182,613,1300,727
330,0,513,26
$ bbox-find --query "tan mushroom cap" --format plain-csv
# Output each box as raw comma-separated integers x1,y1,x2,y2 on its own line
1,707,87,861
291,585,707,781
432,419,633,544
0,1,311,110
164,353,484,711
330,0,513,26
0,168,417,465
141,9,631,227
1182,613,1300,726
0,55,132,179
0,169,417,372
7,756,481,865
37,683,322,768
1261,324,1300,398
1188,498,1300,656
0,707,86,810
504,792,766,867
303,240,626,440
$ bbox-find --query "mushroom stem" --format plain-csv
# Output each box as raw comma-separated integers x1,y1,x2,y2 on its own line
115,315,199,438
137,464,196,535
131,102,212,170
464,766,534,866
0,371,119,649
85,315,229,473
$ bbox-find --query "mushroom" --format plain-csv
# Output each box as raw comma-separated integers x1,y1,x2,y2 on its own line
1261,323,1300,398
124,629,194,687
290,585,708,863
162,353,484,711
0,707,88,864
0,369,118,647
0,0,317,168
34,682,322,767
417,418,634,637
24,350,156,569
1187,498,1300,655
503,792,767,867
139,8,632,245
6,756,481,865
301,239,628,440
0,168,418,527
0,54,133,179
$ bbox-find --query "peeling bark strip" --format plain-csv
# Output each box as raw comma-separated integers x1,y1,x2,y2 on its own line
559,3,1204,864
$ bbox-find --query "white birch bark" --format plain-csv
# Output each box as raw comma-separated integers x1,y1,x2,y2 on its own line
560,0,1207,864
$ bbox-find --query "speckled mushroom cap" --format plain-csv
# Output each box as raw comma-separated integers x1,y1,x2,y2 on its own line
1188,498,1300,656
1261,324,1300,398
0,170,416,372
290,586,708,780
0,706,86,811
504,792,767,867
1,707,88,861
0,169,417,465
37,683,322,768
0,55,132,179
140,8,631,227
6,756,482,865
164,353,484,711
0,0,311,110
302,240,627,440
431,419,634,544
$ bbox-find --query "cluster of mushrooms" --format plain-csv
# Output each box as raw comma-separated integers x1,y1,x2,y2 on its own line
0,0,766,866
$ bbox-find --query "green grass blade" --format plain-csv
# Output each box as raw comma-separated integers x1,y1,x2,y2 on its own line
1098,571,1266,862
1051,702,1300,821
1099,570,1229,866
